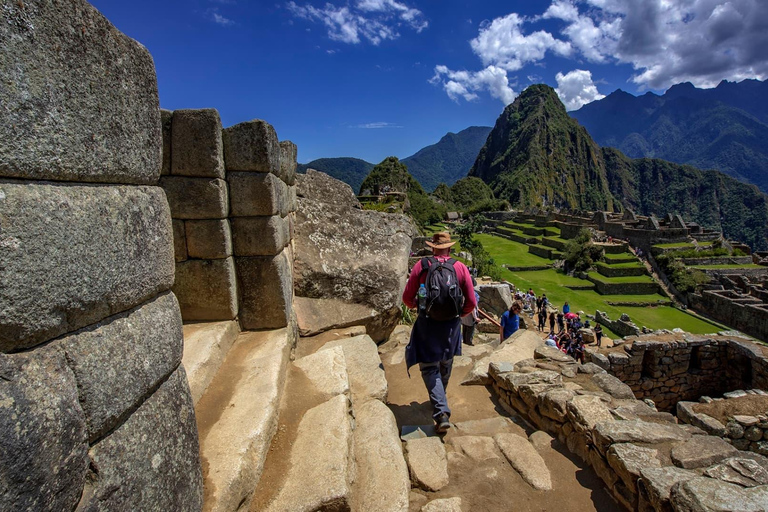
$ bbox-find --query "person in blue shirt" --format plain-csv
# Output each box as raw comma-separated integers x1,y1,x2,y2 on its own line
563,302,570,314
500,302,522,342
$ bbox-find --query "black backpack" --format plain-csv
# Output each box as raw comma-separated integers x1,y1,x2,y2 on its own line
420,257,464,321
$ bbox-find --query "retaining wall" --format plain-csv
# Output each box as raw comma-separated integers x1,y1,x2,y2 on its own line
596,263,648,278
1,2,202,509
587,276,660,295
690,290,768,342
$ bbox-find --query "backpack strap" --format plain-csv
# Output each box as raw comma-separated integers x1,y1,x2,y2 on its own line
419,256,434,275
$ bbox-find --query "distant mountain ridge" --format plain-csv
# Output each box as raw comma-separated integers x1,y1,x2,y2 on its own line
297,126,491,193
471,84,768,250
571,79,768,192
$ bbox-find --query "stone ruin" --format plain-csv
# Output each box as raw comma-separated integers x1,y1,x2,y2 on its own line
1,1,201,509
690,275,768,343
160,109,297,330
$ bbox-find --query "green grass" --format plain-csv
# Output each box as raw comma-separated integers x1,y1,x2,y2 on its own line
474,233,552,267
587,273,656,284
597,260,645,269
653,242,697,249
603,253,638,262
476,233,720,337
423,223,450,235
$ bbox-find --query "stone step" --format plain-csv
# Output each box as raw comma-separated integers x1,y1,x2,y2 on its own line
195,328,294,512
265,394,355,512
182,320,240,404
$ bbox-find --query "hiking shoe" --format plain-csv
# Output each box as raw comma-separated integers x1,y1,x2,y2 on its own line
435,414,451,433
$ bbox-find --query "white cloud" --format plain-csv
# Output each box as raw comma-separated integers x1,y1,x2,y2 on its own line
470,13,572,71
554,69,605,110
430,65,517,105
354,122,403,128
208,8,235,26
287,0,427,45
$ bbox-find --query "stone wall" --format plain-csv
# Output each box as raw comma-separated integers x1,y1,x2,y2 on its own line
594,311,641,337
586,334,768,412
160,114,297,329
587,276,660,295
690,289,768,343
1,1,201,510
490,349,768,511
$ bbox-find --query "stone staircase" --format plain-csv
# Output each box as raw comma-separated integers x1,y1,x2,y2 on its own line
183,323,409,512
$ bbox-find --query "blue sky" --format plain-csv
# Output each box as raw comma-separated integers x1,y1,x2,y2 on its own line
90,0,768,164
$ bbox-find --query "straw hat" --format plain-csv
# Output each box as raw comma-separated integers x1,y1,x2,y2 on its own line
425,231,456,249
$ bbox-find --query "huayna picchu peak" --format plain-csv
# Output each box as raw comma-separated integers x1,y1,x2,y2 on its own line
471,84,768,250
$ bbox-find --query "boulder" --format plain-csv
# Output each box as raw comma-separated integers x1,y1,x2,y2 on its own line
422,497,462,512
528,431,555,452
591,373,635,400
462,330,543,385
0,182,174,351
534,345,573,363
671,436,739,469
294,297,395,341
265,394,354,512
322,334,387,404
477,284,513,317
450,436,501,462
607,443,662,493
0,0,161,185
494,433,552,490
293,346,350,400
353,400,410,512
638,466,698,511
594,420,691,455
566,395,615,432
0,345,88,512
80,368,203,511
294,171,417,342
405,437,449,492
539,389,576,422
60,292,183,442
170,109,225,178
670,477,768,511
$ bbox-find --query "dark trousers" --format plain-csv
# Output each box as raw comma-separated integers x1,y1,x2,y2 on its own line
419,359,453,420
461,323,475,345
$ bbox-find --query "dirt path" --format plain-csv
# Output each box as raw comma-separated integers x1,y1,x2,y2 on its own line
384,331,620,512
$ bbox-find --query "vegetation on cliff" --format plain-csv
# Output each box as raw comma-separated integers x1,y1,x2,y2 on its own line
472,84,768,250
572,79,768,193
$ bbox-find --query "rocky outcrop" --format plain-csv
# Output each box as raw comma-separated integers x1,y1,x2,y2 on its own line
294,170,417,341
1,1,201,510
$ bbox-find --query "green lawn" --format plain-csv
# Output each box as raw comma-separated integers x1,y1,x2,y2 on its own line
587,273,656,284
597,261,645,269
603,253,635,261
475,233,552,267
653,242,696,249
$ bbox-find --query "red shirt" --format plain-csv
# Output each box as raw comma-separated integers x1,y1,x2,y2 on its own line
403,256,477,316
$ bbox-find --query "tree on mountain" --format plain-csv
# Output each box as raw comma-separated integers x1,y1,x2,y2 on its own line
563,229,604,272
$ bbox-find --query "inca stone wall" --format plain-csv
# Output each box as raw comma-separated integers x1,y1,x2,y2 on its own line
490,346,768,511
161,113,297,329
587,334,768,412
1,1,202,510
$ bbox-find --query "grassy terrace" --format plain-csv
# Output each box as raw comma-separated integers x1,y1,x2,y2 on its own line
690,264,764,270
474,233,552,267
587,273,656,284
472,232,720,337
596,260,645,269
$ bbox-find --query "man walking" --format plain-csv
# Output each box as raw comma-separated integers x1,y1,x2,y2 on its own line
403,232,476,433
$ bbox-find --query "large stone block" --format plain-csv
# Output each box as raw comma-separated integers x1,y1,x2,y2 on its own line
173,258,238,321
160,176,229,220
0,345,88,512
60,292,183,443
0,0,160,184
171,109,225,178
0,181,175,351
173,219,188,262
236,250,293,330
227,171,289,217
222,120,280,173
161,109,173,176
231,216,290,257
79,367,203,511
185,219,232,259
278,140,297,185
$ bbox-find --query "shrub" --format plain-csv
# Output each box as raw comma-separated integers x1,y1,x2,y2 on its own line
563,228,604,272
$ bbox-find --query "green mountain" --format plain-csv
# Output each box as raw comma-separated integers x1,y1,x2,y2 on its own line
297,157,374,193
471,84,768,250
571,79,768,192
401,126,492,192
